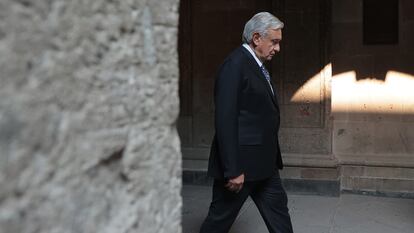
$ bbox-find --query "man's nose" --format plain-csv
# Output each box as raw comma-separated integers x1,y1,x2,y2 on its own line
274,44,280,52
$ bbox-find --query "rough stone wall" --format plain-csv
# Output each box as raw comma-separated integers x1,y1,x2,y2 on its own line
0,0,181,233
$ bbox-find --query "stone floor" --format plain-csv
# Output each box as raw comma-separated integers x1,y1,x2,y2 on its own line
182,185,414,233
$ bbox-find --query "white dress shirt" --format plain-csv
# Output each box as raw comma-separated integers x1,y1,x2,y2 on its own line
242,44,274,95
242,43,262,68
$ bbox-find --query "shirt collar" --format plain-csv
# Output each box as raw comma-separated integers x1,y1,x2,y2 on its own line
242,43,263,67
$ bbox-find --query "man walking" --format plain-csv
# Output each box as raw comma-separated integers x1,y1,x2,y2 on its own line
200,12,293,233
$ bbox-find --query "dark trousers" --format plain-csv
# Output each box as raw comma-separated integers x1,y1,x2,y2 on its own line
199,172,293,233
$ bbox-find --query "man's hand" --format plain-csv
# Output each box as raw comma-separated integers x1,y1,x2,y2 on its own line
225,173,245,193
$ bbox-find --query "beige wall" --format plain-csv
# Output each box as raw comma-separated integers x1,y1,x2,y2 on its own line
331,0,414,194
0,0,181,232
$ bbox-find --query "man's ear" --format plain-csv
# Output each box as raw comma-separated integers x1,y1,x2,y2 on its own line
252,32,261,46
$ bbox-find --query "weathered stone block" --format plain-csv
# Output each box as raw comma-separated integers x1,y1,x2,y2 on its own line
0,1,181,233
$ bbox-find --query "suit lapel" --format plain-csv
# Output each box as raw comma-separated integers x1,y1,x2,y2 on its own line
240,47,279,107
269,79,280,107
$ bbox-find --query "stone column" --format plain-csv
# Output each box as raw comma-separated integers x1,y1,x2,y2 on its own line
0,1,181,232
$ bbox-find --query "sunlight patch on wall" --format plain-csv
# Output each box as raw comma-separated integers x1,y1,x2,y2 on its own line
290,63,414,114
332,70,414,114
290,63,332,103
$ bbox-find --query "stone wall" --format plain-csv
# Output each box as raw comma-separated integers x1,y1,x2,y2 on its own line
331,0,414,195
0,0,181,232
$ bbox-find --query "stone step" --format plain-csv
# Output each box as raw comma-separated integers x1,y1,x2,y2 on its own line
341,176,414,196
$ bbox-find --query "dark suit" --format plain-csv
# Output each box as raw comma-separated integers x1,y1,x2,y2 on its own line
200,46,293,233
208,45,283,181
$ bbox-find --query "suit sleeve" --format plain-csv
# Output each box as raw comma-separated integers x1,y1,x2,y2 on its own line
214,58,242,178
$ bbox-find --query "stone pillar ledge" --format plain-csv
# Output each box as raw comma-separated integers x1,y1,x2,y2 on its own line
283,153,338,168
336,154,414,168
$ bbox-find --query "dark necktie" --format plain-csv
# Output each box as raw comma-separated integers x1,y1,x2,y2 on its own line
260,65,274,95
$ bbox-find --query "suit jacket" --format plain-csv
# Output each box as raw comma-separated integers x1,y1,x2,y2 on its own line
207,45,284,181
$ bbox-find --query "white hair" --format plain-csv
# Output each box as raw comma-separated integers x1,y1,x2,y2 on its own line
242,12,284,44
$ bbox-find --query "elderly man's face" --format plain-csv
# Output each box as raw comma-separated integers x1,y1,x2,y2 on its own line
253,28,282,62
